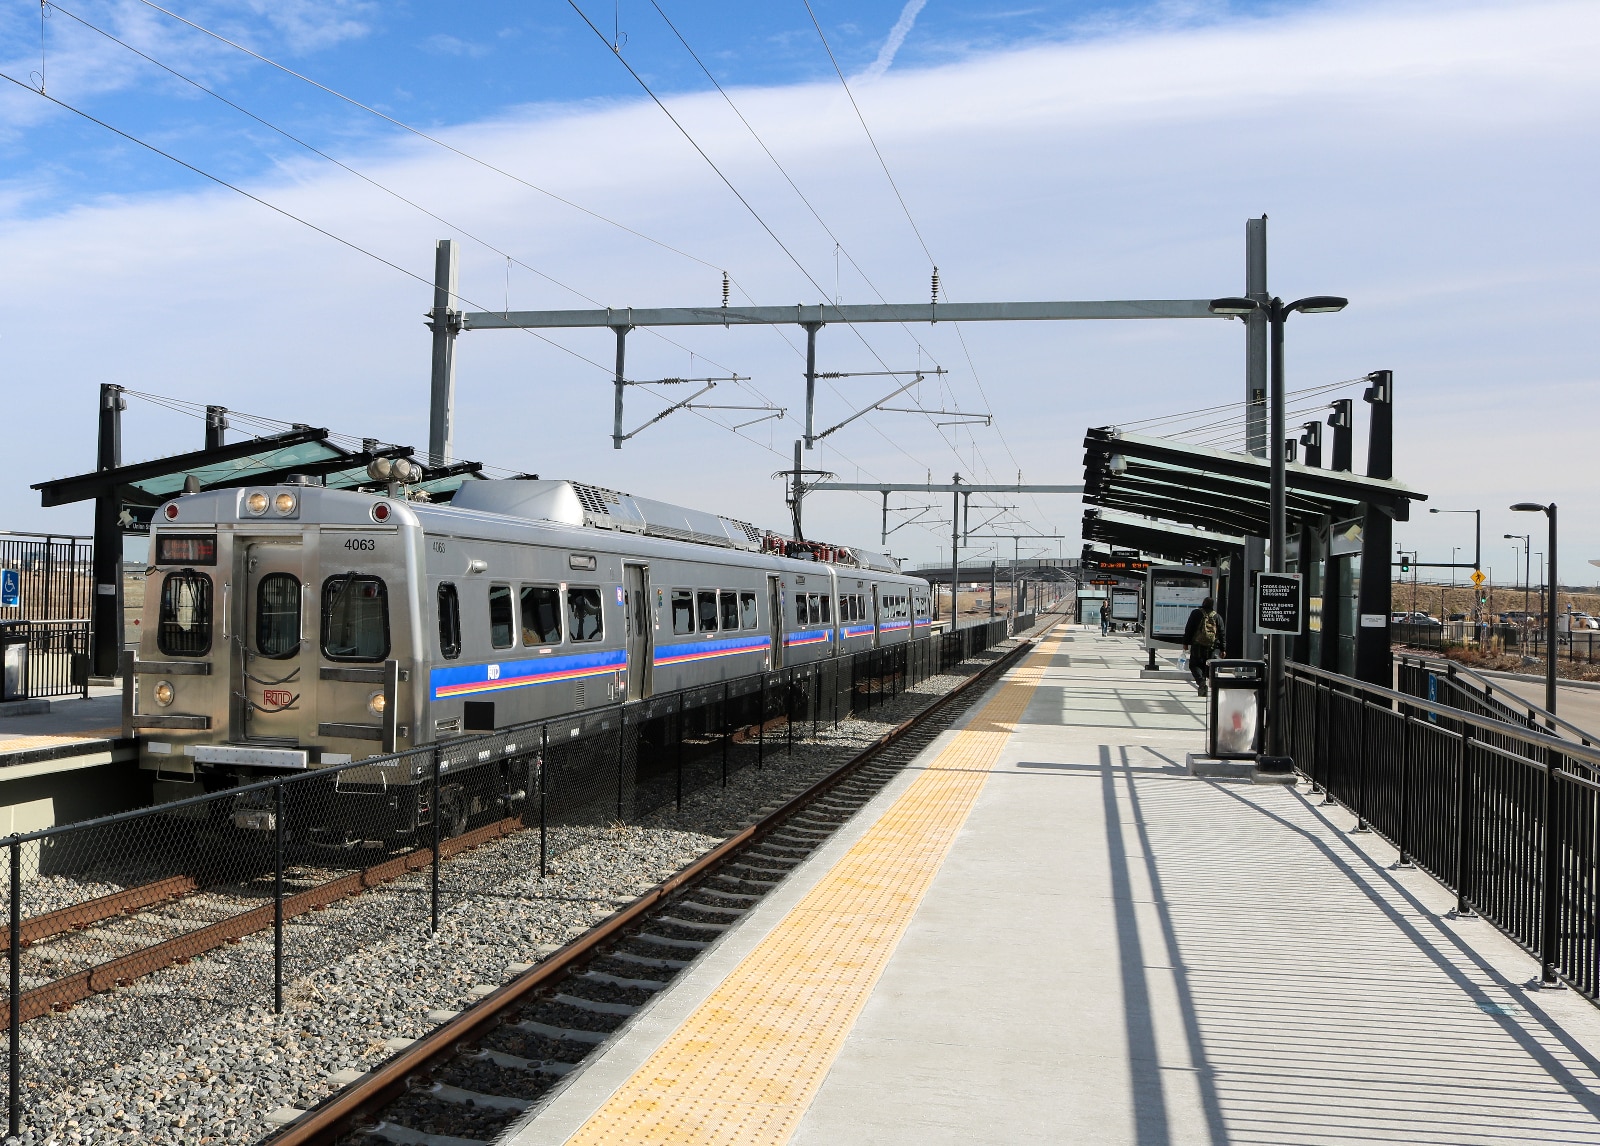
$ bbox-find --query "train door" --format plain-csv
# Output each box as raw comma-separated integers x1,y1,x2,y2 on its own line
871,584,881,648
768,574,784,668
623,563,651,701
235,539,312,743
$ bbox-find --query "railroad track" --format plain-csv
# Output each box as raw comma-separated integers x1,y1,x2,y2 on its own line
264,625,1052,1146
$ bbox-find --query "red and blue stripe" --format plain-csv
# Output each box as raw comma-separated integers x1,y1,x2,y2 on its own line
431,647,627,701
784,628,832,648
655,633,771,668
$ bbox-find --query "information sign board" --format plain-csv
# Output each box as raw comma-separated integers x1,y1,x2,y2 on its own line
1254,572,1303,635
1145,565,1217,649
0,569,17,608
1110,587,1141,621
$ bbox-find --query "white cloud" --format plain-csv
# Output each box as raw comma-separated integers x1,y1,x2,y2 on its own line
0,0,1596,573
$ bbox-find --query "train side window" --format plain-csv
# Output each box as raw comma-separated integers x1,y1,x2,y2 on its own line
820,595,832,624
321,575,389,662
794,596,806,626
568,586,604,642
807,594,820,625
697,591,719,633
520,585,562,646
255,572,301,659
672,590,694,635
438,582,462,660
488,583,515,649
157,571,212,656
719,591,739,631
739,591,759,629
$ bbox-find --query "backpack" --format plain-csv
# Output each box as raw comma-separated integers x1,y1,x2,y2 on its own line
1194,609,1219,649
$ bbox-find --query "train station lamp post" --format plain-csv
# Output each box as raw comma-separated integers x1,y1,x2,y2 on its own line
1505,533,1532,632
1209,294,1348,764
1511,502,1557,719
1431,506,1481,614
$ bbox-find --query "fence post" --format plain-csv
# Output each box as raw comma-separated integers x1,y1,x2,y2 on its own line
1395,714,1415,869
1454,724,1477,917
430,748,442,934
273,779,285,1013
1352,697,1370,832
721,685,730,788
539,725,548,878
9,838,20,1140
675,708,684,811
786,670,794,755
616,707,627,822
757,676,766,768
811,669,818,742
1540,749,1565,987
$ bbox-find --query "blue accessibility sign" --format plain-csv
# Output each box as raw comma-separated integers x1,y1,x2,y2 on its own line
0,569,17,608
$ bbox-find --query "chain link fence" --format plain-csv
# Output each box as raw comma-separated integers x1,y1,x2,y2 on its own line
0,619,1018,1135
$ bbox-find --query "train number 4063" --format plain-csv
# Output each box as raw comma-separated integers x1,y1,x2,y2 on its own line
344,538,376,552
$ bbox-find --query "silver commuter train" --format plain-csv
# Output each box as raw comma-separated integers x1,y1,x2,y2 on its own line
133,476,931,830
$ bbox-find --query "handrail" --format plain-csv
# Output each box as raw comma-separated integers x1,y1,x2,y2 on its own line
1286,661,1600,771
1396,652,1596,745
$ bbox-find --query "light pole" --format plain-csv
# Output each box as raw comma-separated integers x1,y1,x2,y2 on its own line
1511,503,1557,718
1210,293,1347,766
1505,533,1530,628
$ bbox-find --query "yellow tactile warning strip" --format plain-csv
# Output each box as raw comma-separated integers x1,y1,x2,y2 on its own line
0,728,120,754
565,632,1061,1145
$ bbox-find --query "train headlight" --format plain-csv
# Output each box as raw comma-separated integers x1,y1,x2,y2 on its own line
274,491,298,516
153,680,175,707
367,691,387,716
244,491,269,516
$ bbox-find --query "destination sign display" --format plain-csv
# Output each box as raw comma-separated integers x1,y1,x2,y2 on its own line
1092,559,1149,572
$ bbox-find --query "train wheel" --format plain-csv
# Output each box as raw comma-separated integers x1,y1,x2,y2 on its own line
439,791,469,839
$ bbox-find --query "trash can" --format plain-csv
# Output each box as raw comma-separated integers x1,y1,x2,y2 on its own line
1207,658,1265,759
1,625,27,703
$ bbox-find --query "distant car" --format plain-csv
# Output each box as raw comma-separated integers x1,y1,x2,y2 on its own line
1447,612,1467,622
1571,612,1599,630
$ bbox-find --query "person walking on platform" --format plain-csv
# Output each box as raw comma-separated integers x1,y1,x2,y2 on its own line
1182,597,1224,696
1100,607,1110,637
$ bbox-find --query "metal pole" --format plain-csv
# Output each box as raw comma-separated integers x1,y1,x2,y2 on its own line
1546,506,1558,720
9,839,20,1139
1454,725,1476,917
273,779,284,1013
430,749,441,933
721,683,730,787
989,561,996,619
616,708,627,821
1242,217,1269,665
427,239,460,467
757,675,766,768
791,440,805,540
675,708,684,810
611,325,630,451
950,474,962,628
881,491,888,547
1266,299,1287,761
803,322,820,449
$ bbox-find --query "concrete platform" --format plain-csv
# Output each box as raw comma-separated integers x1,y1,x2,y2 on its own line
506,625,1600,1145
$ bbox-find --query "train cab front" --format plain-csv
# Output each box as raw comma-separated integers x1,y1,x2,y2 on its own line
134,482,421,840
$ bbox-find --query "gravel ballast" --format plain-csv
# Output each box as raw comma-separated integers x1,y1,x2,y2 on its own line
1,633,1033,1145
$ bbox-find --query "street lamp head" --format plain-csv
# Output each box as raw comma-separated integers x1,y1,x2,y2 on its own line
1511,502,1548,514
1288,296,1349,314
1430,508,1440,514
1208,296,1258,316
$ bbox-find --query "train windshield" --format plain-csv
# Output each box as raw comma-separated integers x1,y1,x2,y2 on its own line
157,572,212,656
255,573,301,658
321,575,389,661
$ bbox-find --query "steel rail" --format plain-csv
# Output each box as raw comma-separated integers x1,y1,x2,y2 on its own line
263,623,1054,1146
0,873,198,952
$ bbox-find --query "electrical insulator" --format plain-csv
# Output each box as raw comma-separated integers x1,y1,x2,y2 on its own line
930,267,940,304
721,271,730,308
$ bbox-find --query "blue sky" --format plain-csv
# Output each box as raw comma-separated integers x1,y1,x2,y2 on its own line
1,0,1596,580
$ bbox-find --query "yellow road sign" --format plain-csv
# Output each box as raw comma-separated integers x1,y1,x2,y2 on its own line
1471,569,1486,586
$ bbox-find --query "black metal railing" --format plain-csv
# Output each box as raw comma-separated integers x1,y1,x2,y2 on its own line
1286,660,1600,1008
0,619,1022,1136
0,619,91,702
0,533,93,625
1396,654,1597,747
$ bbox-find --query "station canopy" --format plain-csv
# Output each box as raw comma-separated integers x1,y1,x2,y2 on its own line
1081,427,1426,557
35,424,488,527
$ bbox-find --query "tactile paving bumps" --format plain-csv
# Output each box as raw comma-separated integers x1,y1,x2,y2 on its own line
566,634,1059,1144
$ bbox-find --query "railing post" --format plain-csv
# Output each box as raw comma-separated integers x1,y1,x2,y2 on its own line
539,725,549,878
9,838,21,1140
1352,697,1370,832
1394,714,1415,869
273,778,285,1013
1454,724,1477,918
430,748,442,934
1309,680,1324,794
1540,747,1566,988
